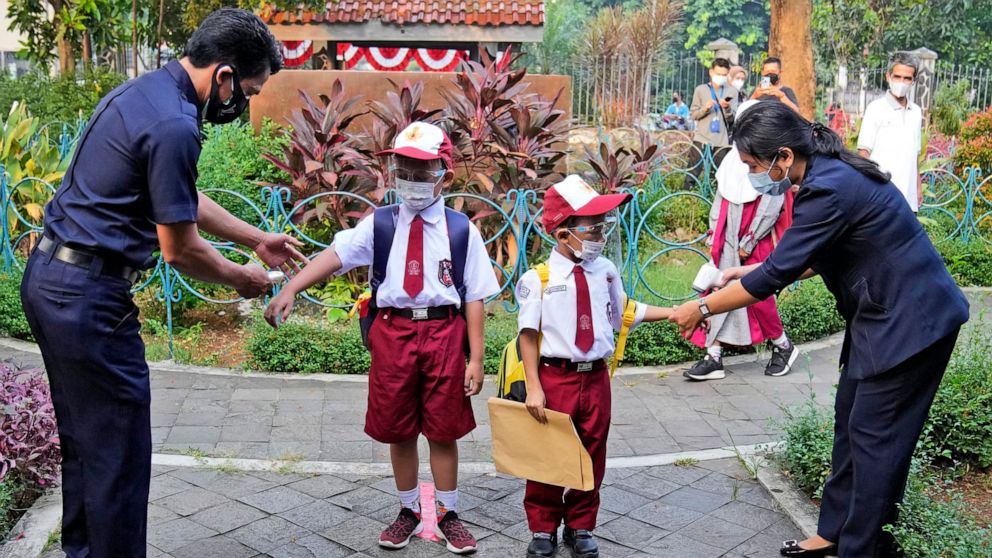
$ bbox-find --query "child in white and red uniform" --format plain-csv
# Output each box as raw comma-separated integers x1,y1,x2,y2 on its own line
266,122,499,555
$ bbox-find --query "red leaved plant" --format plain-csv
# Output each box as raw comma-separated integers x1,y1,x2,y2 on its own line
1,363,61,491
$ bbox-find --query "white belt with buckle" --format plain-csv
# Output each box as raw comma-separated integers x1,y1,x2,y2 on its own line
576,361,594,372
412,308,429,320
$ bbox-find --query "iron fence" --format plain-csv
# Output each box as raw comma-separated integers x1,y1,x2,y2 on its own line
1,130,988,356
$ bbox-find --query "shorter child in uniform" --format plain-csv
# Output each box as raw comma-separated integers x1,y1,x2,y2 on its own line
517,175,674,558
265,122,500,554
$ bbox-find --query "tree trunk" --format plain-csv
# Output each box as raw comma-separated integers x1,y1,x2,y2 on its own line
58,38,75,75
132,0,139,77
768,0,815,120
156,0,165,68
82,31,92,71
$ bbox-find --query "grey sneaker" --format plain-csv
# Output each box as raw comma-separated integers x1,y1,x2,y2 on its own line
765,343,799,377
686,356,726,381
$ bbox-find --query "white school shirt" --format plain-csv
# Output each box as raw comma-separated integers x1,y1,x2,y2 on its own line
857,93,923,211
516,249,647,362
332,197,500,308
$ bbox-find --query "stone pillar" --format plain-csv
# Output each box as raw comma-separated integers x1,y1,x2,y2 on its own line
908,47,938,112
705,38,739,65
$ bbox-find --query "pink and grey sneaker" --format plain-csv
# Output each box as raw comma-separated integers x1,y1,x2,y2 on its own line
379,507,423,549
436,510,478,554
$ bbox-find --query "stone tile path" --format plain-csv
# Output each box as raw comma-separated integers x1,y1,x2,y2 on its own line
0,337,844,464
40,458,800,558
12,290,989,557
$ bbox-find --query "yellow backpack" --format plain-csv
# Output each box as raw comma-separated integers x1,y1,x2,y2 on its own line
495,263,638,401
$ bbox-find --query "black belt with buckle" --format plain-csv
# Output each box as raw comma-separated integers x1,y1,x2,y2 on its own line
540,357,606,373
388,305,457,321
38,236,141,284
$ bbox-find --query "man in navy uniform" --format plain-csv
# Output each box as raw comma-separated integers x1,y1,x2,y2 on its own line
20,9,306,557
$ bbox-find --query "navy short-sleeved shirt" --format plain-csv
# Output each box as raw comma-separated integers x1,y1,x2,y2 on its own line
44,61,203,269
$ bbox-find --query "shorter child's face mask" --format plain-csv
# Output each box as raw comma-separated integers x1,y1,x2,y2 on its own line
567,228,608,262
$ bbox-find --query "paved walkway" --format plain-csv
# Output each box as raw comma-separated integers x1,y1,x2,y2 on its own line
40,458,798,558
10,290,990,558
1,337,842,465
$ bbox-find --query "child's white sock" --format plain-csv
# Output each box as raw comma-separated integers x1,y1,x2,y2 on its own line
435,488,458,517
771,334,792,350
398,486,421,514
707,345,722,360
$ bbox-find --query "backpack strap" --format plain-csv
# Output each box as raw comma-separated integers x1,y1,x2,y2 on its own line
522,262,551,392
371,205,399,300
445,208,471,305
610,297,638,378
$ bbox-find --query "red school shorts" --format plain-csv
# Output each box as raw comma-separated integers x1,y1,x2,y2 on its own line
364,309,476,444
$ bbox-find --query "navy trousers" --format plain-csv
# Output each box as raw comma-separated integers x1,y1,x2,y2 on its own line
817,329,959,558
21,249,150,558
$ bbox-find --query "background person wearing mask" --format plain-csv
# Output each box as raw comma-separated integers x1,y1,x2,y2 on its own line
663,90,691,130
685,58,738,189
857,52,924,212
730,65,749,103
751,56,801,113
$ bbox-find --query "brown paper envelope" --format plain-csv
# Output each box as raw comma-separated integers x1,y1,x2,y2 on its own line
488,397,594,491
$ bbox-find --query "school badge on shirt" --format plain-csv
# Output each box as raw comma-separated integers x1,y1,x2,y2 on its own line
438,259,454,287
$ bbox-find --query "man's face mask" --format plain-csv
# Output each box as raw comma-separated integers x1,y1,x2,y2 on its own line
203,65,248,124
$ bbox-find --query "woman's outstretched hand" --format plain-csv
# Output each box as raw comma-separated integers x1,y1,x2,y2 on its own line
669,300,705,336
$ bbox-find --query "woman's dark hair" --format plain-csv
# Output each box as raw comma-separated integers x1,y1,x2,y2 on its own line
185,8,283,79
734,102,891,183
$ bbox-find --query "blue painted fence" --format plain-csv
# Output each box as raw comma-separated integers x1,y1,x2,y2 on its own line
1,126,988,356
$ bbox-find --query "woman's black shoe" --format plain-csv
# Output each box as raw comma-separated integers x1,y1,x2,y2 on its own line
780,539,838,557
527,532,557,558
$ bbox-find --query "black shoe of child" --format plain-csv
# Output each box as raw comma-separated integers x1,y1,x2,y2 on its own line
765,343,798,377
686,356,726,381
563,527,599,558
527,532,557,558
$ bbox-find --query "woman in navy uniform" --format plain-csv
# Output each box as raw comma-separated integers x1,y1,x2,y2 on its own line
20,9,306,557
670,102,969,558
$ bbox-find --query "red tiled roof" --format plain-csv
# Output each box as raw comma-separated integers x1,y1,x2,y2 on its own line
260,1,544,27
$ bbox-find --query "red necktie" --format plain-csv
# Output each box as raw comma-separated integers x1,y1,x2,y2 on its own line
404,215,424,298
573,265,594,352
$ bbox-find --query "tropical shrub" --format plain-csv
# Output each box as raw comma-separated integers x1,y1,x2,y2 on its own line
955,106,992,172
0,363,61,490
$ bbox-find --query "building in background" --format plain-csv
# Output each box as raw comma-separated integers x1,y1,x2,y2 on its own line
0,2,30,76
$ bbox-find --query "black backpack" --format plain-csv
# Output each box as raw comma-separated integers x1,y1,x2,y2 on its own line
358,204,471,349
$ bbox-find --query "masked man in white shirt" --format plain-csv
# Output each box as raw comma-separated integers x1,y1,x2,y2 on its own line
858,52,924,212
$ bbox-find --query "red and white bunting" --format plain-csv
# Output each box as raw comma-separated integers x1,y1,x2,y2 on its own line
413,48,465,72
365,47,413,70
280,40,313,67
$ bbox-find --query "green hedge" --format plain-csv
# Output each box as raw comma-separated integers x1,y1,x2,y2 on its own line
246,316,370,374
938,240,992,287
0,70,126,123
0,268,31,341
246,277,846,374
776,278,847,344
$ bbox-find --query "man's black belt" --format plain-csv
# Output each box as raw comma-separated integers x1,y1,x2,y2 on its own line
540,357,607,373
38,236,141,284
387,305,457,321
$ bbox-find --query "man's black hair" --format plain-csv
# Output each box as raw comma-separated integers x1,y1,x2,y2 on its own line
762,56,783,69
185,8,283,78
712,58,731,70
